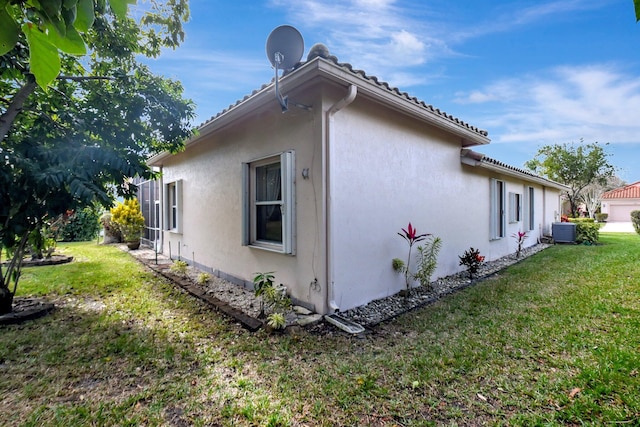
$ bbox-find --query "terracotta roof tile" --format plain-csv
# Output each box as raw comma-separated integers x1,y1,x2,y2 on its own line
602,181,640,199
199,52,488,139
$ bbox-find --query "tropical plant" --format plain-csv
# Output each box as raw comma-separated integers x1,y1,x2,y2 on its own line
512,230,528,259
397,222,429,292
266,312,287,330
412,236,442,289
252,272,292,329
27,225,57,260
459,247,485,280
170,260,189,276
110,199,145,243
196,272,211,285
391,258,405,273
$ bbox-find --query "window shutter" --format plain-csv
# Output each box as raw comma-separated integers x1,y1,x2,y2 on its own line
281,151,296,255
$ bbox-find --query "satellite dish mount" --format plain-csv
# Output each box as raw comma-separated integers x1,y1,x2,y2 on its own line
266,25,304,112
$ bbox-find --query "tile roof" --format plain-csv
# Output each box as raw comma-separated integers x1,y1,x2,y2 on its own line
199,46,488,139
460,149,569,191
602,181,640,199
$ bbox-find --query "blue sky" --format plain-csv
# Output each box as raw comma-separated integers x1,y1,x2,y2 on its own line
141,0,640,183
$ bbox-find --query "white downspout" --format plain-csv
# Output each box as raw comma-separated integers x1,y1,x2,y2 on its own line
324,84,357,313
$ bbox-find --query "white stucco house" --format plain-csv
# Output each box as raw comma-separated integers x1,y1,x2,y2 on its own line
601,181,640,221
138,45,567,315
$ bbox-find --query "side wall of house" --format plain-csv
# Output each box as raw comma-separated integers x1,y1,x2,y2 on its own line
328,98,562,311
158,100,327,312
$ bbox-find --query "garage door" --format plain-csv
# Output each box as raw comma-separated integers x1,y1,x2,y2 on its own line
609,204,638,222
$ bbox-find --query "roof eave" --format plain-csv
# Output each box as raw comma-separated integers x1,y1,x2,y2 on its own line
461,149,569,191
312,59,490,146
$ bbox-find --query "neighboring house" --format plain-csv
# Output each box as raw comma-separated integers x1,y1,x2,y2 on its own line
139,45,567,315
601,181,640,221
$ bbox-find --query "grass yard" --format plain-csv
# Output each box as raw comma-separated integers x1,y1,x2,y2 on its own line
1,233,639,426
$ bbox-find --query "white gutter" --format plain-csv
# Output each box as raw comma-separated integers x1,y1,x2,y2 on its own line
324,84,357,313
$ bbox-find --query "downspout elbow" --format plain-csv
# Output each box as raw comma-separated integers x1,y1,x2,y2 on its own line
328,84,357,116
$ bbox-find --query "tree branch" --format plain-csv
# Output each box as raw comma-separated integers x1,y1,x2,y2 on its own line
1,74,117,141
57,75,116,82
0,74,37,142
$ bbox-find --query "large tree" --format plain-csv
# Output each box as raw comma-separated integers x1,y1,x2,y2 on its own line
0,0,195,314
525,141,616,218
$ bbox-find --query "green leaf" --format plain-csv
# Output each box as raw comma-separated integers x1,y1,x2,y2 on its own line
47,14,67,38
63,0,78,10
74,0,94,32
40,0,63,22
45,22,86,55
23,23,61,89
109,0,136,21
0,6,19,55
636,0,640,22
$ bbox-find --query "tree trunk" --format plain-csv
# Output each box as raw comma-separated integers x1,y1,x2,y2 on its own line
0,74,37,142
0,286,13,315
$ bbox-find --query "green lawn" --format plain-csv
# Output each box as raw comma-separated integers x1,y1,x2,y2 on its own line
1,234,639,426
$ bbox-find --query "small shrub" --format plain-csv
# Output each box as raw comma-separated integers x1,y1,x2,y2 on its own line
595,213,608,222
391,258,405,273
459,247,485,280
110,199,145,242
196,272,210,284
170,260,189,276
253,272,291,327
631,210,640,235
568,217,595,223
413,236,442,289
60,206,101,241
267,312,287,330
575,222,601,245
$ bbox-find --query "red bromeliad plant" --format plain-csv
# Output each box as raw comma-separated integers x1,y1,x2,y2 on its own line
398,222,429,291
512,230,528,258
459,247,485,280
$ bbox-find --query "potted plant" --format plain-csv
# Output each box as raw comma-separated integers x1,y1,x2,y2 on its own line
110,199,145,249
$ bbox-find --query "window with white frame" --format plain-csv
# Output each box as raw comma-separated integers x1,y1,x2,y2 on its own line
165,179,182,233
490,178,506,239
242,151,295,254
525,186,534,231
508,192,522,223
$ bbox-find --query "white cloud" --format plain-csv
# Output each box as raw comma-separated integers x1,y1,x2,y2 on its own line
455,65,640,146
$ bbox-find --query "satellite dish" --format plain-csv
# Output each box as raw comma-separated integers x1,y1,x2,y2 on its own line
266,25,304,71
265,25,304,112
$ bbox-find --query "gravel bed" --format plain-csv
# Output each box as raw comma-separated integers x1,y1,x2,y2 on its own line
341,244,551,326
179,244,551,328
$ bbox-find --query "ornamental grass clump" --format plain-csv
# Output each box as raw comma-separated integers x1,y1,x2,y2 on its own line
459,247,485,280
